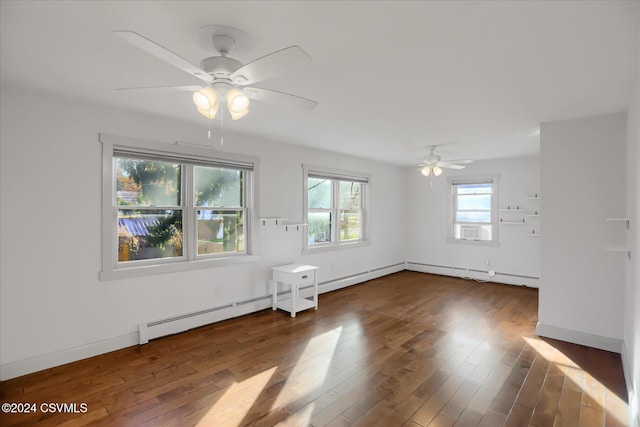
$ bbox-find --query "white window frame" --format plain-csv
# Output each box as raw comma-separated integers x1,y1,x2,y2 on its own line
447,175,499,246
303,164,370,253
100,134,260,280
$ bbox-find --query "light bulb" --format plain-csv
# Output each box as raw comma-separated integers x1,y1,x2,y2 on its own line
193,87,218,110
433,166,443,176
226,88,250,114
421,166,431,176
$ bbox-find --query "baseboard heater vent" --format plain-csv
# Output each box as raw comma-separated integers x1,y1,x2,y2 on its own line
406,262,539,286
138,295,272,344
370,262,406,273
315,262,406,293
138,262,405,345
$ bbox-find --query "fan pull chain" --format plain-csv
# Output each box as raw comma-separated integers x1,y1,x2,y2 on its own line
208,116,212,140
220,106,224,147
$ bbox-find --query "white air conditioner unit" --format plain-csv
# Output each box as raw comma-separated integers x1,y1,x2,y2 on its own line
460,225,481,240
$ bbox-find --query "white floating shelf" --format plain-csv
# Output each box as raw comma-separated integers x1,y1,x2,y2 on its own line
606,218,630,229
258,218,307,231
606,245,630,252
500,221,525,225
526,214,541,217
282,223,307,231
606,245,632,260
500,208,525,212
259,217,288,225
527,233,541,237
526,196,541,200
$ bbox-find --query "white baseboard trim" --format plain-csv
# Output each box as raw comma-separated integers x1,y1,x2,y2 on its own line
406,262,539,288
0,332,138,381
620,341,638,427
0,263,405,381
535,322,623,353
317,262,406,294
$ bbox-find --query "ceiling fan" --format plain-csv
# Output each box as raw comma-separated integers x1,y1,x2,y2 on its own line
418,145,473,176
114,25,318,124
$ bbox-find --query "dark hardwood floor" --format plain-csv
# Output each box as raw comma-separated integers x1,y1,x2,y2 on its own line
0,271,629,426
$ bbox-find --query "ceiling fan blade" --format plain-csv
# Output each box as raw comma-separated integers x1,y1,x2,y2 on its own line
440,159,474,165
231,46,311,85
244,86,318,111
114,31,213,84
116,85,202,92
439,164,466,170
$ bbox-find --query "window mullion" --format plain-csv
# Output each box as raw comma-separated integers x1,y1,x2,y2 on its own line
333,180,339,244
184,164,195,261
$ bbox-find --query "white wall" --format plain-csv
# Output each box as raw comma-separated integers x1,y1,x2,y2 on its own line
0,86,407,379
624,8,640,424
405,156,540,287
539,112,627,353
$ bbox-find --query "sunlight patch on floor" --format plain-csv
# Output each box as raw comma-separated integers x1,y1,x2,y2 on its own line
270,326,343,414
523,336,629,426
196,366,277,426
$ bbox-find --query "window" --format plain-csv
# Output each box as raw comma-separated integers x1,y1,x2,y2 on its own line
304,165,369,251
101,134,257,280
450,177,498,244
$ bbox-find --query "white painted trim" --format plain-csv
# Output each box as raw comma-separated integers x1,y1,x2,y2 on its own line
447,174,501,246
621,341,638,427
406,262,539,288
139,298,273,344
0,333,138,381
0,263,404,381
316,263,406,294
302,163,371,254
535,322,623,354
100,255,262,281
99,133,262,280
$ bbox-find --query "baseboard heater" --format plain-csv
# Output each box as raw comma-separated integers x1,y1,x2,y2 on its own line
406,261,539,285
138,262,405,344
138,295,272,344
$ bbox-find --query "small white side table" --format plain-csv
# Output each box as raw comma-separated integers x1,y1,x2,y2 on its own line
271,264,319,317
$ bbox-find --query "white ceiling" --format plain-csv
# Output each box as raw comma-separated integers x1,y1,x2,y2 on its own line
1,1,637,165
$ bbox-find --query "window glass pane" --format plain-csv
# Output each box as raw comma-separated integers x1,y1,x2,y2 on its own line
308,212,332,244
456,183,492,194
197,210,244,254
308,178,332,209
194,167,242,207
339,181,361,210
457,194,491,210
117,209,183,261
340,210,361,241
456,211,492,223
115,158,181,206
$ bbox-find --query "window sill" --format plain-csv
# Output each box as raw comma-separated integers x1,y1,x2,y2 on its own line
100,255,261,281
302,240,369,254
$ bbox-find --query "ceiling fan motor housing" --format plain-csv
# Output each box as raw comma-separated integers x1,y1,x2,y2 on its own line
199,56,243,80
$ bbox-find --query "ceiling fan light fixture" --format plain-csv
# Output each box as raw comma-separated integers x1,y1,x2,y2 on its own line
230,109,249,121
433,166,443,176
192,87,218,110
421,166,432,176
226,88,250,114
197,103,219,119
